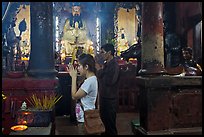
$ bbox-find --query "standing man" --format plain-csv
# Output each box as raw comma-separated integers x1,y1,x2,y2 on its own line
95,43,120,135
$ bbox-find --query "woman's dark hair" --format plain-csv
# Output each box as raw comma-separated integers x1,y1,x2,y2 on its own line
101,43,115,56
78,53,96,74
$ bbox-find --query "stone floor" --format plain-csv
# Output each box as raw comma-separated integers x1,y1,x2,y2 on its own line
55,112,139,135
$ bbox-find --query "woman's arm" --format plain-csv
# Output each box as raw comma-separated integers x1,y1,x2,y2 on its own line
68,64,86,100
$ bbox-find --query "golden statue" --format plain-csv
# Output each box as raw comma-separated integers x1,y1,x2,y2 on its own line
61,3,89,57
62,20,87,54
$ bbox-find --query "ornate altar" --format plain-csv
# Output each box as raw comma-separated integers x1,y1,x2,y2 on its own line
114,3,141,56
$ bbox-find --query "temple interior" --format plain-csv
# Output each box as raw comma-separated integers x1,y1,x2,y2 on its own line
2,2,202,135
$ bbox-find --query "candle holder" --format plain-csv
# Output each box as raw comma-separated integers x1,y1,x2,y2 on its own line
16,111,34,126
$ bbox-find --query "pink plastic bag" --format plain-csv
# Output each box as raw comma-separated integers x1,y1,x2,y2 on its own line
75,103,84,122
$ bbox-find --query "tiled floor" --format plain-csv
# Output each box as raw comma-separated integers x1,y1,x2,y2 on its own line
55,112,139,135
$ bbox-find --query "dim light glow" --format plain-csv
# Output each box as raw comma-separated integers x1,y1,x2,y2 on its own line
22,112,32,115
22,120,27,124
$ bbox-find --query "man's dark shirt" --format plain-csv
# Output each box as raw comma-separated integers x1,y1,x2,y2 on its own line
97,58,120,99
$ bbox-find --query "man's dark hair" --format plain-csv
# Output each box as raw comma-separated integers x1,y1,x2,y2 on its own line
182,47,193,56
101,43,115,56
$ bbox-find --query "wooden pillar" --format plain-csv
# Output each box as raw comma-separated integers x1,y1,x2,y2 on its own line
132,2,202,135
139,2,166,75
27,2,57,79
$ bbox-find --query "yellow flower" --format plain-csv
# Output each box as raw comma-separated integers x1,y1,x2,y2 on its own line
2,92,7,100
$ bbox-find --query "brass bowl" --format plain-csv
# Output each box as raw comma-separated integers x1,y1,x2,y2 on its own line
11,125,28,131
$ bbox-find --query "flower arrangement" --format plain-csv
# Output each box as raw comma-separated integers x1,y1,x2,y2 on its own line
26,92,62,110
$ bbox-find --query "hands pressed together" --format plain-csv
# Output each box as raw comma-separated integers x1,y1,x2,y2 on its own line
67,64,77,78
